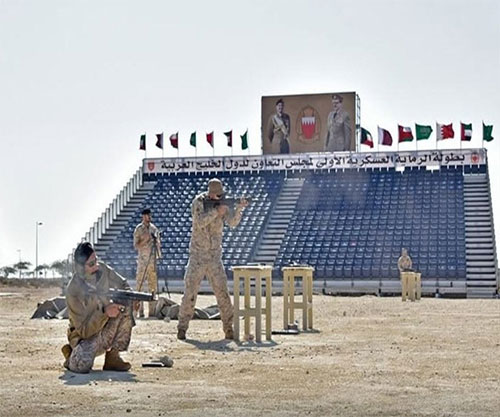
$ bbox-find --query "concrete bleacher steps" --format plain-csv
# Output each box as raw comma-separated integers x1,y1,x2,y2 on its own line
94,182,157,259
463,173,498,298
79,160,497,299
252,178,304,265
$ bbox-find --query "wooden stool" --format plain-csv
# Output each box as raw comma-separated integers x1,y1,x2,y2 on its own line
232,265,273,343
282,266,314,330
415,272,421,300
401,271,421,301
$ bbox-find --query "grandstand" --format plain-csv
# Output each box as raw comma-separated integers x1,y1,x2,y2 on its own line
78,148,498,298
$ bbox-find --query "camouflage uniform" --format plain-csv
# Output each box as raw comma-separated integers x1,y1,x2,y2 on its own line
65,262,134,373
134,222,161,316
178,191,243,335
397,250,413,272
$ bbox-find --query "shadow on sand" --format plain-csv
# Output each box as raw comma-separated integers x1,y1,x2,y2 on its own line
59,370,138,386
185,337,277,352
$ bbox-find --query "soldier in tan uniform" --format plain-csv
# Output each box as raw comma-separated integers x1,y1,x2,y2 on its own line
177,178,248,340
134,208,161,318
325,94,352,152
267,98,291,154
397,248,413,272
61,242,134,373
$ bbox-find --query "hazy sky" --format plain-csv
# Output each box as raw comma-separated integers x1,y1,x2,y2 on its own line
0,0,499,267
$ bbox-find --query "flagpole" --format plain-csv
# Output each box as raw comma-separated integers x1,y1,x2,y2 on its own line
144,132,147,159
460,130,463,152
213,132,215,158
435,123,438,151
481,121,484,149
177,132,179,159
162,132,164,159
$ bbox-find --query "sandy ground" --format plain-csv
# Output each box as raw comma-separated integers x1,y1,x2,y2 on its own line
0,284,499,417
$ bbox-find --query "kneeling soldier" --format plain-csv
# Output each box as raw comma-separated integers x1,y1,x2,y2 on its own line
61,242,135,373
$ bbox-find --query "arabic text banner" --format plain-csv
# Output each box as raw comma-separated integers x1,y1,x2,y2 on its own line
143,149,486,174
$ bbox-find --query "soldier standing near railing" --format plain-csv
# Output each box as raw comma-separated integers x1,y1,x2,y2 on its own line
177,178,248,340
134,208,162,318
398,248,413,272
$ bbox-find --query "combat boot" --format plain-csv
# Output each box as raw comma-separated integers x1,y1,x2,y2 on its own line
103,349,131,372
224,328,234,340
61,344,72,370
177,329,186,340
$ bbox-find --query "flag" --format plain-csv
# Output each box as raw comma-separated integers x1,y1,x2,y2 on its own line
190,132,196,147
169,132,178,149
155,133,164,149
241,130,248,150
415,124,433,140
224,130,233,147
436,123,454,140
206,131,214,147
360,128,374,148
377,126,393,146
139,134,146,150
483,122,494,142
398,125,414,143
461,123,472,141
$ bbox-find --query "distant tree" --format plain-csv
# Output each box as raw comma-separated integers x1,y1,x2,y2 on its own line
50,260,68,278
35,264,50,278
0,266,16,278
14,261,32,278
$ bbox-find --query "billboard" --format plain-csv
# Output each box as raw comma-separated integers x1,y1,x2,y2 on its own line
261,92,357,155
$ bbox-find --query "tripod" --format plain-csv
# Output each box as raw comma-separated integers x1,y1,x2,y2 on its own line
136,231,169,317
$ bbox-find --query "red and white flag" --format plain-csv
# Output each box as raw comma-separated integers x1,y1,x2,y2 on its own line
206,131,214,147
398,125,414,142
377,126,393,146
436,123,454,140
169,132,178,149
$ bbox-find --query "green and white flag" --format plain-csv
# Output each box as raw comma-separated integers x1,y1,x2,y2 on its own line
415,124,433,140
483,123,494,142
240,130,248,150
190,132,196,147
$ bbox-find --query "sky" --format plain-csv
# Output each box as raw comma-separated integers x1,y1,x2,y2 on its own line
0,0,499,268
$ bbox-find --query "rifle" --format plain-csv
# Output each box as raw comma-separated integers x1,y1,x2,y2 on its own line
90,288,157,312
107,288,157,304
203,196,251,212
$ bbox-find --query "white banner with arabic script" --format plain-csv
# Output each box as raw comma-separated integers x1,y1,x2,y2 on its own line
143,149,487,175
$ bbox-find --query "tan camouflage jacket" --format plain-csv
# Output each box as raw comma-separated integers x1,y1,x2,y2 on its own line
134,222,162,259
189,192,243,259
397,255,413,272
66,262,131,348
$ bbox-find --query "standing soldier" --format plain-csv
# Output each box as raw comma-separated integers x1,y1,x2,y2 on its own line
134,208,161,318
177,178,248,340
397,248,413,272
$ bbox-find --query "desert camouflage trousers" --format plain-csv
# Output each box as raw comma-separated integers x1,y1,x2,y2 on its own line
136,253,158,316
178,256,233,333
67,307,133,373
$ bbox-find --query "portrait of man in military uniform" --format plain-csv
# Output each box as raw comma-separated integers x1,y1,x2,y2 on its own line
324,93,352,152
266,98,291,154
